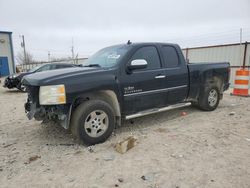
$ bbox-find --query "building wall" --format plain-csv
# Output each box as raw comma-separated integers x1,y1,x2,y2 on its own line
0,32,15,75
182,42,250,87
245,43,250,67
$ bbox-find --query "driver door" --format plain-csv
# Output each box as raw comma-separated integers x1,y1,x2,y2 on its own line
121,46,166,114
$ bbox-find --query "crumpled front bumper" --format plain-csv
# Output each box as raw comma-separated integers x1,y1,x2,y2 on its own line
24,86,72,129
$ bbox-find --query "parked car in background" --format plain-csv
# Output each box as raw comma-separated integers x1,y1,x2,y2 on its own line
23,42,230,145
3,63,80,91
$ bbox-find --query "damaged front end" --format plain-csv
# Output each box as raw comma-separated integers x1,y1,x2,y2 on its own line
24,86,72,129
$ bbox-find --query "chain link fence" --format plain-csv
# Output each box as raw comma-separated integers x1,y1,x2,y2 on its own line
16,58,88,72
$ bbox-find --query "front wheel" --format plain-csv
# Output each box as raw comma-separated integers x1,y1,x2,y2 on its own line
71,100,115,145
198,87,220,111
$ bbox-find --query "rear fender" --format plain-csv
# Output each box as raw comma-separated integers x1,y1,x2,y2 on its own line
201,75,224,99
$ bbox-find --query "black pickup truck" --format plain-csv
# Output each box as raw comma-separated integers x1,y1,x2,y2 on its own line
23,42,230,145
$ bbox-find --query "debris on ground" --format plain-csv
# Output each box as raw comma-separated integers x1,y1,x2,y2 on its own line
141,172,156,182
68,178,75,183
181,111,187,116
118,178,124,183
171,154,184,158
154,128,169,133
245,138,250,142
103,154,115,161
115,136,138,154
2,142,16,148
24,155,41,164
87,146,94,153
229,111,236,116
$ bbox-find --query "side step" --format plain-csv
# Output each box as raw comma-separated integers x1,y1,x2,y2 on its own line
125,102,191,120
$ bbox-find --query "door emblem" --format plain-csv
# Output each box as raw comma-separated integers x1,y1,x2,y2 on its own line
124,86,142,94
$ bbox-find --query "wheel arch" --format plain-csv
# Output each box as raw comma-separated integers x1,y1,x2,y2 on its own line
203,75,224,93
198,74,224,102
70,90,121,127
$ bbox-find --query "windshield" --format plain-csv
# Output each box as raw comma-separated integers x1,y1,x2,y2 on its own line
83,45,129,68
28,64,44,72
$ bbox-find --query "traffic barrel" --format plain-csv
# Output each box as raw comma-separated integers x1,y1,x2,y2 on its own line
232,69,250,97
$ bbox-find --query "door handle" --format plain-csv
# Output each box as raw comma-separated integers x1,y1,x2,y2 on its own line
155,75,166,79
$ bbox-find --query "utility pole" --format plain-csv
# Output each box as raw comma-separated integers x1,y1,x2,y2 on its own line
48,51,51,62
239,28,243,68
71,38,75,64
240,28,242,44
20,35,27,64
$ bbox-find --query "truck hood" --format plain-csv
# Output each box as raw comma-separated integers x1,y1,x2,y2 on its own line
22,67,105,86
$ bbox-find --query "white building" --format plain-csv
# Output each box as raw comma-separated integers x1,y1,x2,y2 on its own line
0,31,15,77
182,42,250,86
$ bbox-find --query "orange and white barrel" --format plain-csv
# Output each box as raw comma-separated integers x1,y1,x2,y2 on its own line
232,69,250,97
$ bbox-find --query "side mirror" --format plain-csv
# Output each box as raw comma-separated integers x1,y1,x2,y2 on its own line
127,59,148,70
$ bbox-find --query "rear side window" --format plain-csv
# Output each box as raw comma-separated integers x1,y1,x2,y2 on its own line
162,46,179,68
131,46,161,70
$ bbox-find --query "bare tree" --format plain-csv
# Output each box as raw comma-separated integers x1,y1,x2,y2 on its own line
16,51,34,64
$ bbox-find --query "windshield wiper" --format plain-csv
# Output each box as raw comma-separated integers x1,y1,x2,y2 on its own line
83,64,101,67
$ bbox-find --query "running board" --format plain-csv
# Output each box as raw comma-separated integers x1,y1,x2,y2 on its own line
125,102,191,120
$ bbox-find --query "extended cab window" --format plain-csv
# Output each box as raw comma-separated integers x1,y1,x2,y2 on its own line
162,46,179,68
131,46,161,70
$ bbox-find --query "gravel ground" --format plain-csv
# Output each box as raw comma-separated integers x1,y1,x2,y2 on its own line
0,80,250,188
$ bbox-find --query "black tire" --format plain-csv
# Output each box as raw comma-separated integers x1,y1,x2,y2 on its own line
198,86,220,111
71,100,115,145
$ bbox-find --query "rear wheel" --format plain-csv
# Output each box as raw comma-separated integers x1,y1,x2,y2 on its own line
198,86,220,111
71,100,115,145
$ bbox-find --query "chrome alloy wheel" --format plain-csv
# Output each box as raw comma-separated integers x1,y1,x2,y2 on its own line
84,110,109,138
208,89,218,107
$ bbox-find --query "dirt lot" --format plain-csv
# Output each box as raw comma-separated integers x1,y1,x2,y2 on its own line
0,81,250,188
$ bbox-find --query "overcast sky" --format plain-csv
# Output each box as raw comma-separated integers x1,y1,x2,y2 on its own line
1,0,250,61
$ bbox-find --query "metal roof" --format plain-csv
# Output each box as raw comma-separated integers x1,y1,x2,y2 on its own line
0,31,12,34
182,41,250,50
